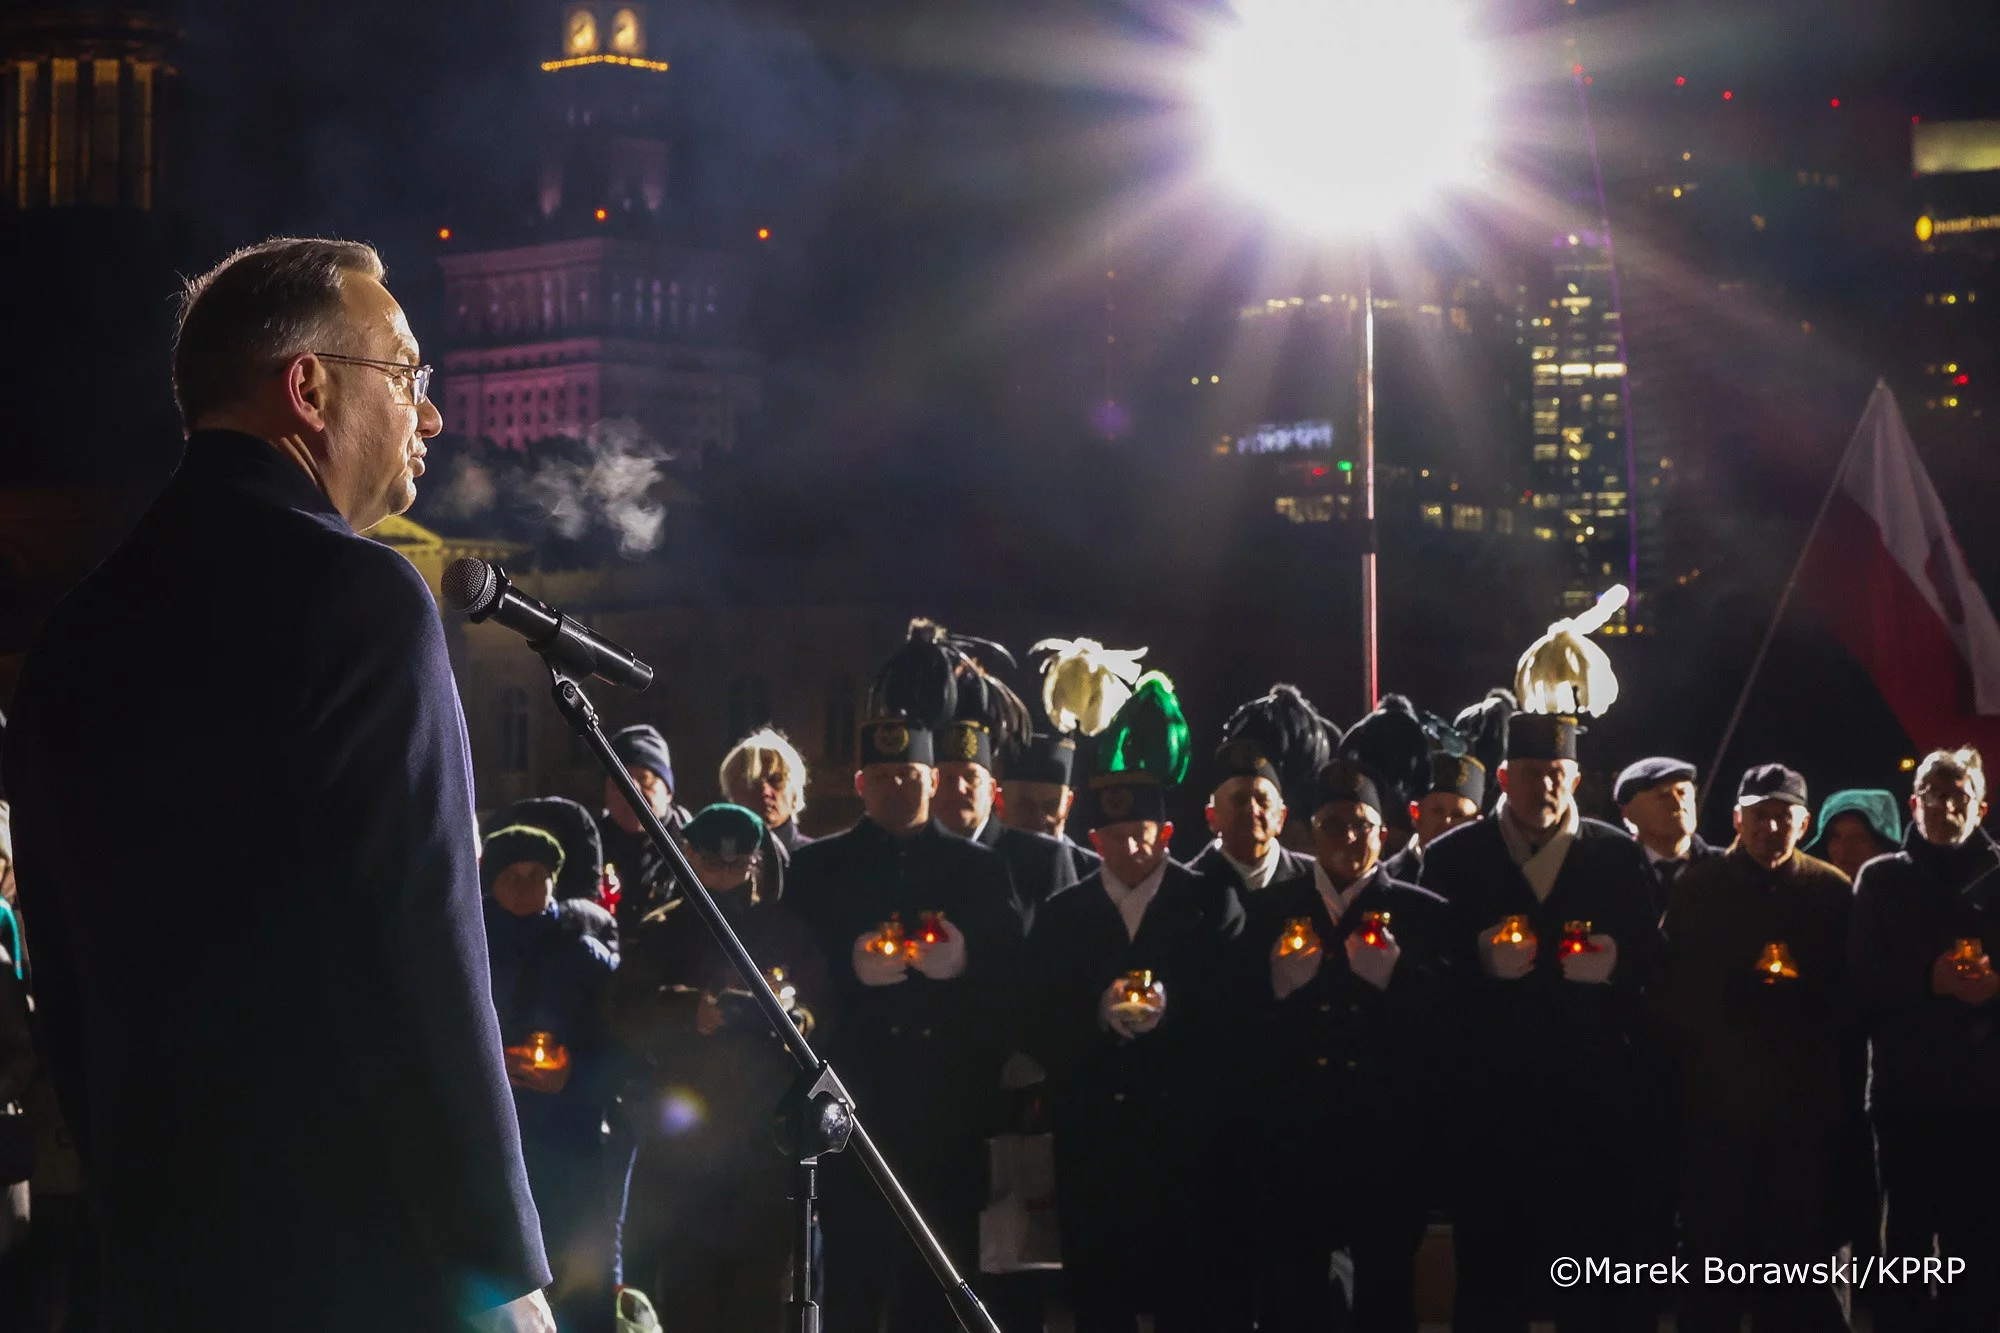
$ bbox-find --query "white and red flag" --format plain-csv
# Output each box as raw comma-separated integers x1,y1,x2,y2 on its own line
1801,381,2000,755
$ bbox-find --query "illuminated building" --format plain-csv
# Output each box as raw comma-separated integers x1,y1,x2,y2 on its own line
437,3,759,459
1907,122,2000,431
1524,232,1641,627
0,7,173,212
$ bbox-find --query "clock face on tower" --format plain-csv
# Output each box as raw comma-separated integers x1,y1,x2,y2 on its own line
566,7,598,56
611,8,643,55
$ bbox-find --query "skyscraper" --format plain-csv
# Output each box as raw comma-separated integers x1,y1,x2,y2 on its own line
436,3,760,461
1524,231,1638,626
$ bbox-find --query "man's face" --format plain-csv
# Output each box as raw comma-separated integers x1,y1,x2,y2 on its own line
491,860,556,918
1822,812,1890,880
687,846,756,895
1090,820,1172,885
605,765,674,835
999,780,1072,836
725,763,796,829
1621,779,1698,853
1735,799,1809,868
1412,791,1479,848
1205,775,1287,864
856,763,937,834
312,273,441,532
1498,758,1579,832
934,761,996,836
1312,800,1383,886
1914,773,1987,847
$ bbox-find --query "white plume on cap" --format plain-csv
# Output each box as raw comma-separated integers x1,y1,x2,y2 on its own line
1514,585,1627,718
1031,638,1149,737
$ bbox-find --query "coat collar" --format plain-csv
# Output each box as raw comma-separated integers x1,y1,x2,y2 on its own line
180,429,346,525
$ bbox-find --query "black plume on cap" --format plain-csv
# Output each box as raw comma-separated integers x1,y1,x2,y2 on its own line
1218,683,1339,811
1452,689,1515,812
871,618,1031,746
1337,695,1434,830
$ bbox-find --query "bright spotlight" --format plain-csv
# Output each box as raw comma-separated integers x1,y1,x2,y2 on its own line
1197,0,1492,236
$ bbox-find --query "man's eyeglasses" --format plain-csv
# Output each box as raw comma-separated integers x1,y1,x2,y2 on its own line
311,352,433,404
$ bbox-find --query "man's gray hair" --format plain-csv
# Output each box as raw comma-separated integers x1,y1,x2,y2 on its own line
1916,746,1987,805
172,237,386,429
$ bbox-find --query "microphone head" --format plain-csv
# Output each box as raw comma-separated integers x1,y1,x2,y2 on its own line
442,557,500,614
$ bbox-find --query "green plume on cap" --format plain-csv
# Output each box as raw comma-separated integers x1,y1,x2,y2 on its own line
1094,671,1191,786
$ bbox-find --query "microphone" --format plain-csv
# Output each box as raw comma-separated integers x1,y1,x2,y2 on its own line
442,557,655,692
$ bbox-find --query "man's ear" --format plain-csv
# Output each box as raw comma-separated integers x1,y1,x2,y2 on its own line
1497,762,1512,795
1204,799,1220,835
1409,800,1422,825
853,771,867,799
921,766,940,797
1160,820,1175,844
285,353,334,432
1088,827,1104,853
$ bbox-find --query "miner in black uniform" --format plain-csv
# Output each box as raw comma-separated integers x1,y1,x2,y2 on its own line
1245,760,1453,1332
1381,751,1486,885
1613,757,1723,911
787,713,1023,1333
610,804,830,1333
1658,765,1853,1333
936,717,1077,926
1022,673,1245,1333
1189,686,1330,899
1851,747,2000,1333
1418,713,1663,1333
598,724,693,938
1002,733,1102,880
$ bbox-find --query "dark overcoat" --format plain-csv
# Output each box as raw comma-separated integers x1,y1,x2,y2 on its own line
5,432,547,1330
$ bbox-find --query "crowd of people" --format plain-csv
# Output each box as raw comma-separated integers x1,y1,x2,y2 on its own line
0,239,1993,1333
416,612,1993,1333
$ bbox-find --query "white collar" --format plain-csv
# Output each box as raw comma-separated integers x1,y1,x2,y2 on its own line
1642,840,1691,866
1311,860,1374,923
1214,838,1283,890
1102,859,1170,941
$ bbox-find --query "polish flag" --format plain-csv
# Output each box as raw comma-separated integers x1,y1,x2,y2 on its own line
1801,382,2000,755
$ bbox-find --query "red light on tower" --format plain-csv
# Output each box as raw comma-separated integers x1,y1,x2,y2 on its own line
1722,90,1733,101
1830,97,1841,108
1674,76,1687,86
437,227,451,241
1956,373,1971,386
594,208,608,222
1572,63,1583,75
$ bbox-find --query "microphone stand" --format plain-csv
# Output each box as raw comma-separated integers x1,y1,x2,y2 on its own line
540,661,1002,1333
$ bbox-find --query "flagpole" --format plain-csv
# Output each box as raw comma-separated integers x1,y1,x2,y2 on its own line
1696,379,1884,819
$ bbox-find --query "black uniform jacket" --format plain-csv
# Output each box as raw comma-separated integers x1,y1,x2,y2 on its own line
1023,862,1246,1143
1241,867,1454,1150
1189,840,1317,901
1022,861,1246,1268
973,816,1079,927
1418,814,1665,1106
787,819,1024,1149
5,432,547,1330
1659,847,1853,1125
1851,826,2000,1113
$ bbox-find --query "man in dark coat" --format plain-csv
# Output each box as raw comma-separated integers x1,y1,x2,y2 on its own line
610,804,830,1333
1614,756,1724,911
598,723,693,937
786,715,1024,1333
5,239,550,1331
1188,739,1316,898
1851,747,2000,1333
1024,770,1245,1333
1380,752,1486,884
1658,765,1853,1333
482,825,620,1333
935,716,1077,925
1418,714,1663,1333
1001,733,1101,880
1244,761,1452,1332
